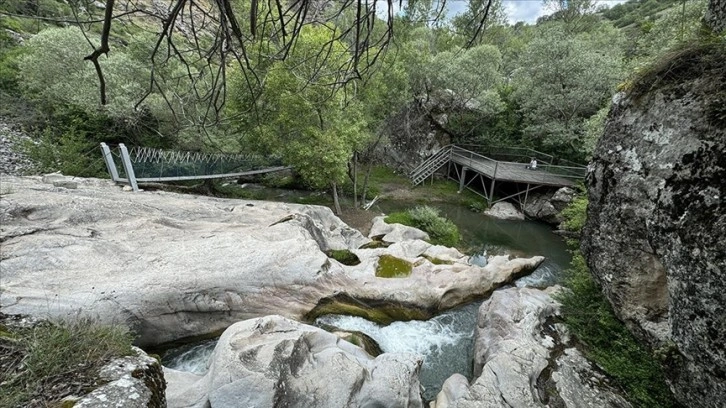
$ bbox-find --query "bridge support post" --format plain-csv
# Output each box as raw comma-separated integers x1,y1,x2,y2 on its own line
488,179,496,207
119,143,139,192
523,183,531,211
100,143,120,182
458,166,467,193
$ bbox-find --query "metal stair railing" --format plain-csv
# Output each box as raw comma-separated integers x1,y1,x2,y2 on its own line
410,145,453,186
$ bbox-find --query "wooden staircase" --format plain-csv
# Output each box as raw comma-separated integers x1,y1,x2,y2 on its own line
410,145,452,186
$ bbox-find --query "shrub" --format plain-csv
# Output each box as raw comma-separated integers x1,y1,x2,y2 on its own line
22,126,106,177
385,205,460,247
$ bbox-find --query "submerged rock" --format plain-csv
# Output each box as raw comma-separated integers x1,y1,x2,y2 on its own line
432,287,631,408
0,176,542,347
164,315,424,408
582,44,726,406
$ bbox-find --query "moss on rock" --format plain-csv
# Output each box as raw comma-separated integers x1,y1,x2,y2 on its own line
375,254,413,278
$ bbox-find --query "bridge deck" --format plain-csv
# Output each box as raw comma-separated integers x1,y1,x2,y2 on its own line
450,148,581,187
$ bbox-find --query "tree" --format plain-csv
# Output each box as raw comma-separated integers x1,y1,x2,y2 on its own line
18,26,148,125
231,25,368,213
512,22,624,160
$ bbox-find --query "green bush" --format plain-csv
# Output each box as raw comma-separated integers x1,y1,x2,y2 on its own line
0,318,134,407
385,205,460,247
23,126,106,177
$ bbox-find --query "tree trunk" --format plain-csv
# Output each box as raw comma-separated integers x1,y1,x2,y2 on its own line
706,0,726,33
331,182,342,215
353,152,358,208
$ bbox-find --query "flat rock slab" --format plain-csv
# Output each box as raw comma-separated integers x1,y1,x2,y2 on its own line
0,176,543,346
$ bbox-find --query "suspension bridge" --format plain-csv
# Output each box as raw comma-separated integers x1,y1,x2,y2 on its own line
100,143,290,191
410,145,587,207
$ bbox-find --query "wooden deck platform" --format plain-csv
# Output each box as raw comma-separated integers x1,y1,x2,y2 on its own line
410,145,586,206
450,147,580,187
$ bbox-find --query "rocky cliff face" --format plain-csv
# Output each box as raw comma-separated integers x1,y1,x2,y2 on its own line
581,44,726,407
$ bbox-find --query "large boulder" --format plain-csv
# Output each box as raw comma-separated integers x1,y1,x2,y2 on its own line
522,186,577,225
581,45,726,406
0,176,542,347
165,315,424,408
432,287,631,408
483,202,525,221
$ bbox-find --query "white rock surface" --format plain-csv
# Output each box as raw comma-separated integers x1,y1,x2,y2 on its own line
369,216,430,242
483,202,525,221
432,287,631,408
165,315,424,408
0,176,543,346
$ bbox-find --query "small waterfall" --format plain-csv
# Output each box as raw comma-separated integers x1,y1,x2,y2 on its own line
315,301,481,401
162,339,217,375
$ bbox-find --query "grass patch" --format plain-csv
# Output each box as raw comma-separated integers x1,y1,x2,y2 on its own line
555,195,679,408
385,205,460,247
326,249,361,266
375,254,413,278
0,317,135,407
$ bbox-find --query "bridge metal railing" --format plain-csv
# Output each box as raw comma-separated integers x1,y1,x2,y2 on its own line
456,144,556,165
101,143,289,191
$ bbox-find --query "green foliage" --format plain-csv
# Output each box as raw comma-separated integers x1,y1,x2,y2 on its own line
18,27,149,124
230,25,369,190
375,254,413,278
385,205,460,247
512,22,624,161
559,194,589,232
23,126,105,177
0,319,134,407
557,193,678,407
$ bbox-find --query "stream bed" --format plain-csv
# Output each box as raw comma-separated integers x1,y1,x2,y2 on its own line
162,199,571,401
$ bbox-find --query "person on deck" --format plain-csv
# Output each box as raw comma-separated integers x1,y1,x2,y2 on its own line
526,158,538,170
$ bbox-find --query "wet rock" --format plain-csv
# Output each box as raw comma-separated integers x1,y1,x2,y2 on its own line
164,315,424,408
432,287,631,408
582,47,726,406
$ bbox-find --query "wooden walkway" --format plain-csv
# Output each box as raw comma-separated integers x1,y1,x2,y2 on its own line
411,145,586,206
450,146,581,187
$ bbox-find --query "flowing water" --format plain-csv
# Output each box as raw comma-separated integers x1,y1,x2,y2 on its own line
162,199,571,401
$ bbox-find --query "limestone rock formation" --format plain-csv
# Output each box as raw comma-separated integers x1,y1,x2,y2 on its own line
0,176,542,347
431,287,631,408
483,201,525,221
73,346,166,407
582,45,726,407
164,315,424,408
369,215,430,242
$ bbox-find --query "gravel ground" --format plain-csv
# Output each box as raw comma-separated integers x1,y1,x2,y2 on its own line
0,119,36,176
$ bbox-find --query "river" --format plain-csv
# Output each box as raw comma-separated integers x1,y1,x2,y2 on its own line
162,199,571,401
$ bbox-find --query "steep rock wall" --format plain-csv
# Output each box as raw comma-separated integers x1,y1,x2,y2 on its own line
581,45,725,407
